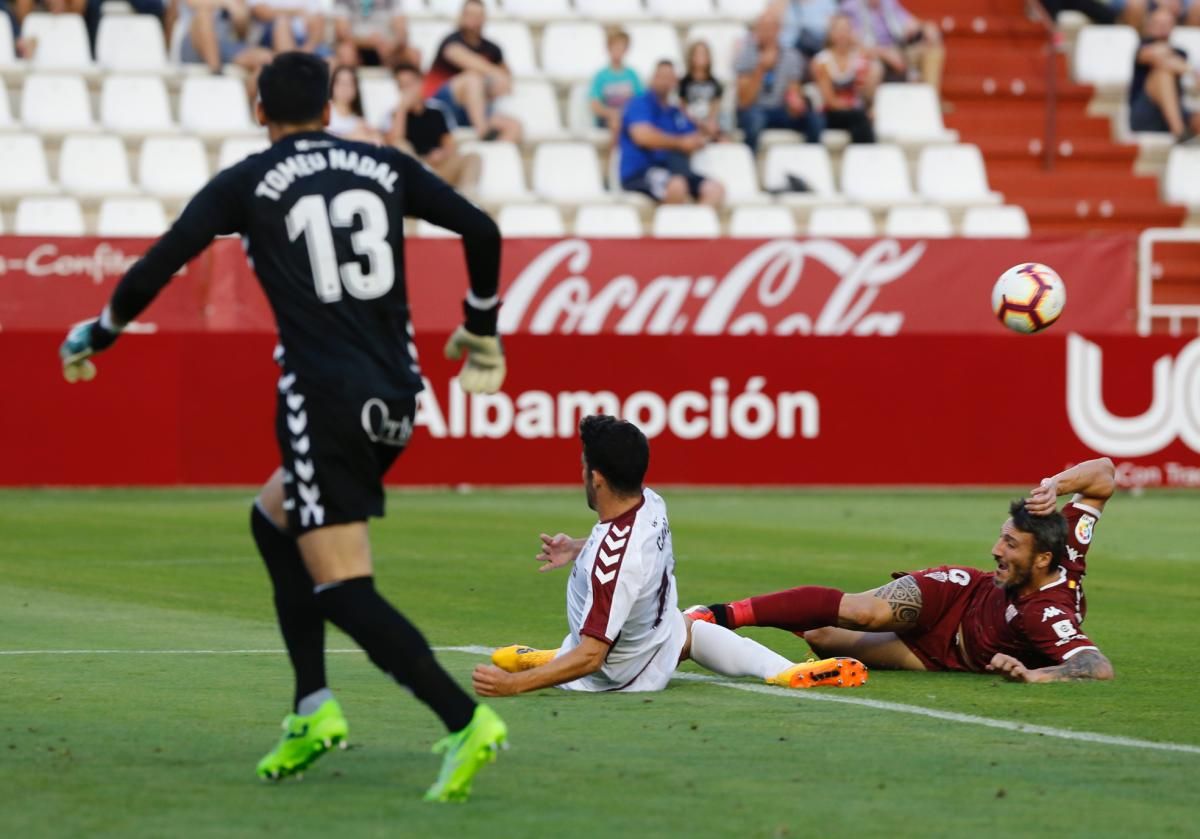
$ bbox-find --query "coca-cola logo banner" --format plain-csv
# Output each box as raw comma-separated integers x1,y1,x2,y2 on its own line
0,236,1138,335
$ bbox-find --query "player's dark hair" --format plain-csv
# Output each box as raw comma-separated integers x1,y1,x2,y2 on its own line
330,65,364,118
258,52,330,125
1009,500,1067,570
394,61,422,78
580,415,649,497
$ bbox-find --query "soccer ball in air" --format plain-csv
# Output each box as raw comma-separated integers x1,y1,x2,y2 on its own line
991,263,1066,334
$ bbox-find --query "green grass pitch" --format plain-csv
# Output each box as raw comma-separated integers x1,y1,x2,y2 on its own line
3,488,1197,838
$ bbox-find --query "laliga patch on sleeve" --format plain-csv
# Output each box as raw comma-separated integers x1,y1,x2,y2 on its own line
1075,514,1096,545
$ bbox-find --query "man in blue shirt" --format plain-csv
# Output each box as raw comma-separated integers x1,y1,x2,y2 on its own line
619,60,725,206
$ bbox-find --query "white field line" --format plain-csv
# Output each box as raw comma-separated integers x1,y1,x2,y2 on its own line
4,645,1198,756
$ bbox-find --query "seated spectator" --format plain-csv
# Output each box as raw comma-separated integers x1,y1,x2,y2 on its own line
251,0,327,56
619,60,725,207
680,40,725,140
841,0,944,90
775,0,839,57
1154,0,1200,26
179,0,272,76
12,0,84,57
331,0,419,67
1129,8,1200,141
735,11,821,150
589,27,642,135
812,13,881,143
423,0,520,142
328,65,384,143
85,0,164,50
388,62,482,193
1037,0,1147,28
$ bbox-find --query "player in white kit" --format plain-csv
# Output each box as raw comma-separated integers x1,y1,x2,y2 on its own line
471,416,868,697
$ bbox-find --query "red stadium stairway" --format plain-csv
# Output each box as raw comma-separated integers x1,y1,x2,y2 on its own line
907,0,1186,235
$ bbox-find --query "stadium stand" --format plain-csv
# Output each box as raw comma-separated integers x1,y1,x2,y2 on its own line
652,204,719,237
15,197,86,235
497,202,567,235
807,205,877,237
729,205,797,238
884,205,954,238
96,197,169,236
573,203,644,237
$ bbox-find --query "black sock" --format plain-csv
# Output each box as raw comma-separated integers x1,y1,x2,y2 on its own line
317,576,476,732
250,504,328,711
707,603,732,629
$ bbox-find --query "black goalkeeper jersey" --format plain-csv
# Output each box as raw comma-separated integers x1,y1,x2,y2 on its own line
108,131,500,399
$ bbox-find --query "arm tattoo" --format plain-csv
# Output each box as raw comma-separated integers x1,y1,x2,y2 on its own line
1040,650,1114,682
872,575,923,628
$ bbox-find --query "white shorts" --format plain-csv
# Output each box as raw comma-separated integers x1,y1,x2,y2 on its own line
557,610,687,693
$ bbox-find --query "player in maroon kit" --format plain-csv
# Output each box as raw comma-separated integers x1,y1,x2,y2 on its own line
688,458,1116,683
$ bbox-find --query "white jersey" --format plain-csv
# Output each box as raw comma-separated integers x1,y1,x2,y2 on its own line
557,487,687,692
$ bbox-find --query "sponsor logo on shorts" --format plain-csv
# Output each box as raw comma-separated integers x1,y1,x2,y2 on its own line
1075,514,1095,545
361,398,413,447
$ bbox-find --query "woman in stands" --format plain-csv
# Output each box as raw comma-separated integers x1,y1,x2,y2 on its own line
327,65,383,144
679,40,725,141
812,13,881,144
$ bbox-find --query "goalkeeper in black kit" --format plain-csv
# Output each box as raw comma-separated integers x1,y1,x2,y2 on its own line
59,52,508,802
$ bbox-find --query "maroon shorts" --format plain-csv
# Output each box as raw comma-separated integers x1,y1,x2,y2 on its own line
894,565,990,672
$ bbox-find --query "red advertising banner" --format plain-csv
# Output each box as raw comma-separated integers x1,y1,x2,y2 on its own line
0,235,1138,336
2,331,1196,488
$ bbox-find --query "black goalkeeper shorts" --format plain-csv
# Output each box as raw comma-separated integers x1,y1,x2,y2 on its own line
274,371,416,534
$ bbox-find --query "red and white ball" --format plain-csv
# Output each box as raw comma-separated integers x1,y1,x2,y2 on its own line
991,263,1066,334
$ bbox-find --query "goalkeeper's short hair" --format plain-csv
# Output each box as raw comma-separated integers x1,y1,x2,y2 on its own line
580,415,649,496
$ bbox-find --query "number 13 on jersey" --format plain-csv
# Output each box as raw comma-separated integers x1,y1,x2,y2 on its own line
286,189,395,302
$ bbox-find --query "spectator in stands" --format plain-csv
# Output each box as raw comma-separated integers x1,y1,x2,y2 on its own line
251,0,327,56
328,65,384,143
1036,0,1147,28
735,11,821,151
388,62,482,192
1154,0,1200,26
13,0,85,56
179,0,272,76
619,60,725,207
840,0,944,90
424,0,521,142
331,0,419,67
84,0,165,52
812,13,881,143
680,40,725,140
1130,7,1200,141
589,27,643,135
774,0,839,57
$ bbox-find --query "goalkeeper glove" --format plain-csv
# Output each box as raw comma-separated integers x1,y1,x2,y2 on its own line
60,310,121,383
444,299,505,394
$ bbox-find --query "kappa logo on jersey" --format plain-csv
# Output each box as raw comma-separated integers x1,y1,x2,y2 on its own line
1042,606,1065,622
1066,545,1082,564
1075,514,1096,545
1005,604,1018,623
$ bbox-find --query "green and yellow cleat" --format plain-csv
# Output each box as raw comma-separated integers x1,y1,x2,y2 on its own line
256,698,349,781
424,704,508,803
491,644,556,673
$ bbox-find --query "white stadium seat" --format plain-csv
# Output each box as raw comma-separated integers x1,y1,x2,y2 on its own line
575,0,646,20
574,204,643,237
21,74,94,132
502,0,572,20
541,22,607,83
59,134,136,197
715,0,768,20
1170,27,1200,68
415,219,459,237
840,144,913,205
729,206,797,238
652,205,720,238
22,13,92,69
139,136,209,199
647,0,715,21
460,140,531,201
916,144,1000,205
359,75,400,131
566,82,609,143
96,15,168,72
762,144,839,201
97,198,169,236
807,205,877,237
495,79,565,140
15,197,85,235
429,0,497,14
180,76,255,136
409,20,454,72
497,203,566,236
0,85,13,129
397,0,428,14
873,84,956,143
484,21,538,76
684,23,749,81
626,22,684,77
531,142,606,202
101,76,176,135
1073,25,1139,86
1163,146,1200,207
692,142,766,203
0,13,15,66
218,136,270,169
960,205,1032,238
883,206,953,238
0,134,55,196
